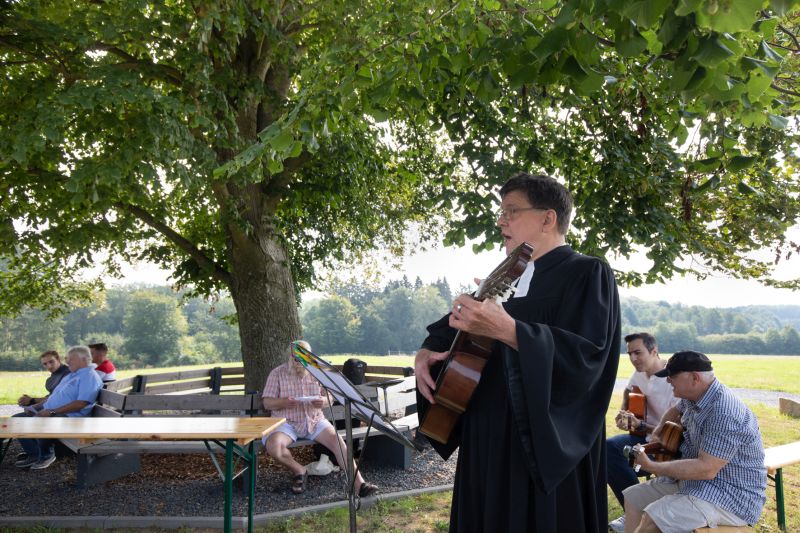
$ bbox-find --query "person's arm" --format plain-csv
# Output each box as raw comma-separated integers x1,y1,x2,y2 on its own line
262,396,300,410
18,394,37,406
35,400,89,417
634,449,728,480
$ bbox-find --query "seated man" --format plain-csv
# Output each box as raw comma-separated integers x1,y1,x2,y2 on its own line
607,333,677,532
15,345,103,470
261,340,378,497
17,350,70,408
88,342,116,382
624,351,767,533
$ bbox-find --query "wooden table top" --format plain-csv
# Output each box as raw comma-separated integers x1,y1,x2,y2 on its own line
0,416,285,445
764,440,800,474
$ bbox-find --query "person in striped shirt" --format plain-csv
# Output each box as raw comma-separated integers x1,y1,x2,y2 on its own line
623,350,767,533
261,340,378,497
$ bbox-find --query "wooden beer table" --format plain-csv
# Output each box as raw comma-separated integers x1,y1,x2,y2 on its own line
0,416,284,533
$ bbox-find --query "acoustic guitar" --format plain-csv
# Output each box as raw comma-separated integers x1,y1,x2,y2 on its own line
625,420,683,471
627,386,647,437
419,242,534,444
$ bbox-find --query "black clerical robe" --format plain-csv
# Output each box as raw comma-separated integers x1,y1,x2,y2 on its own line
418,245,621,533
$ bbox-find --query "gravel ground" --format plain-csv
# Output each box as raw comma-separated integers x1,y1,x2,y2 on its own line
0,431,456,517
0,382,796,519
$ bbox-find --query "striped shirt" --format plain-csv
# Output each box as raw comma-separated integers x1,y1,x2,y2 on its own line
262,362,326,435
677,378,767,524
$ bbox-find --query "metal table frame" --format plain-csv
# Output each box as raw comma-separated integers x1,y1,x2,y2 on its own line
1,416,283,533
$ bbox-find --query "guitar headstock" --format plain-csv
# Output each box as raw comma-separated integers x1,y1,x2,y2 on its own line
475,242,533,303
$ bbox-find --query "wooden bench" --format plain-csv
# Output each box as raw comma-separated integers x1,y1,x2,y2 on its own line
764,440,800,532
62,367,421,486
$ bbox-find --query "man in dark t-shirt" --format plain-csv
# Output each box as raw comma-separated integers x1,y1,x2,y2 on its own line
17,350,70,407
7,350,71,462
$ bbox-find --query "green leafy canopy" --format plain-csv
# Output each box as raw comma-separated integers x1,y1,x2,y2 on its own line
2,0,799,316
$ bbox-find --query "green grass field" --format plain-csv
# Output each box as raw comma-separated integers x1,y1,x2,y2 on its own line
2,353,797,405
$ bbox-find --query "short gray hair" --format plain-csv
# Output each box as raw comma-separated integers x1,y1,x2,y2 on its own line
697,370,715,382
67,345,92,364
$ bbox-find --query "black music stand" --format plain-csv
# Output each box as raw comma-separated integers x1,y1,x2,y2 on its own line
291,342,422,533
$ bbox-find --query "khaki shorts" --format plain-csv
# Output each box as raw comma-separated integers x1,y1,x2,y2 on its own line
623,478,748,533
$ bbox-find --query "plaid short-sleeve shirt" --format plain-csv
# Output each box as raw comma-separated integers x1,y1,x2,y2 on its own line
262,362,326,435
677,378,767,524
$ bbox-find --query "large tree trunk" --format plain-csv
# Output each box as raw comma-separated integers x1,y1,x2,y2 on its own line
228,222,302,394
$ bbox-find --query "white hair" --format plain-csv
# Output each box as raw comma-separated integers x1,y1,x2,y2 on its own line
67,345,92,364
697,370,715,382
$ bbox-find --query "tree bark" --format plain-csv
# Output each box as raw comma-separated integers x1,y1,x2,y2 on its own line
228,220,302,394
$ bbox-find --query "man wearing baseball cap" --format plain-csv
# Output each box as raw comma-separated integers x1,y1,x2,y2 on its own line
621,351,767,533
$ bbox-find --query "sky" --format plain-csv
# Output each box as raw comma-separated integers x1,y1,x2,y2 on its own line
110,239,799,309
383,242,800,308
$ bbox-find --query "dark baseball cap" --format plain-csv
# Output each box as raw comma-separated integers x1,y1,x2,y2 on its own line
654,350,713,377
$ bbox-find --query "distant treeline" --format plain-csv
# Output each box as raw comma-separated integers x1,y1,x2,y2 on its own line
303,282,800,356
0,286,241,371
1,281,798,371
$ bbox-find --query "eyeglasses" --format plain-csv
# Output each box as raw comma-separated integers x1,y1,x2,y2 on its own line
496,206,548,222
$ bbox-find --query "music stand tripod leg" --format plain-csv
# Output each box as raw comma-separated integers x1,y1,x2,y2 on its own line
345,398,358,533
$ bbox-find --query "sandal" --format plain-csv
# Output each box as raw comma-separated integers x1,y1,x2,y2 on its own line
290,472,307,494
358,482,378,498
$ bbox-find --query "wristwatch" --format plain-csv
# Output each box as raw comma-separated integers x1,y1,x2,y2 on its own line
49,410,57,416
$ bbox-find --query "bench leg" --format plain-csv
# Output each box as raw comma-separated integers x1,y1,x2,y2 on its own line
775,468,785,532
77,453,141,488
0,438,11,464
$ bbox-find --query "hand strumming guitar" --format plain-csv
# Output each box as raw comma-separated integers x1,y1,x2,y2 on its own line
415,348,450,403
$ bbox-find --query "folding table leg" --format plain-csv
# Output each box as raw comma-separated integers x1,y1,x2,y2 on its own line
224,439,234,533
775,468,785,532
248,440,256,533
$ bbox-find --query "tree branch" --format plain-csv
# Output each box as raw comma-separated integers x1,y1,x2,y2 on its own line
778,23,800,51
90,42,184,85
770,81,800,97
115,202,233,286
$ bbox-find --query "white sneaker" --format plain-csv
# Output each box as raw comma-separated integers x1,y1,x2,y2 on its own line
608,516,625,532
29,456,56,470
15,457,38,468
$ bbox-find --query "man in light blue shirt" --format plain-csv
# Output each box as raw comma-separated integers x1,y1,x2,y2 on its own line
16,345,103,470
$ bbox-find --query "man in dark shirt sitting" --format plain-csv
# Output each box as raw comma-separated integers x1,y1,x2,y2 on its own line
17,350,70,408
5,350,71,463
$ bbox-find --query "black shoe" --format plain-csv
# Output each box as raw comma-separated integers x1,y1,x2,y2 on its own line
290,472,307,494
358,482,378,498
15,452,28,461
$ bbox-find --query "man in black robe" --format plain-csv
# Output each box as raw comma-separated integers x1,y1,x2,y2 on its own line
415,173,621,532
